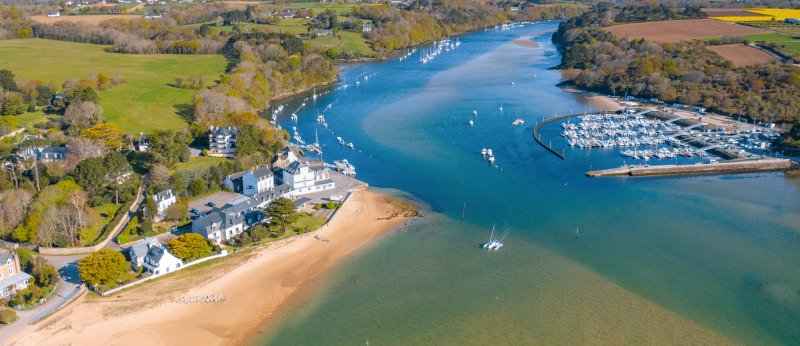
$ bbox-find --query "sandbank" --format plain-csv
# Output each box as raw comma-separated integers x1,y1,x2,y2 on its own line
8,190,410,346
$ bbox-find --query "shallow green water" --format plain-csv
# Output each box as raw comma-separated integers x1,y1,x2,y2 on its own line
259,22,800,345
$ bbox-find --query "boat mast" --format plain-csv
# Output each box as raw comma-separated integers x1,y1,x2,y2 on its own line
490,224,495,242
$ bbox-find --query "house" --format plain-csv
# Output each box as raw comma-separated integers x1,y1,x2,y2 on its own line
52,92,66,106
272,147,298,169
0,250,32,298
142,246,182,276
278,10,293,18
128,237,160,270
39,147,69,163
362,23,372,32
136,133,150,152
152,189,177,222
207,126,239,157
293,197,311,210
315,29,333,37
191,196,263,244
278,161,334,197
224,165,274,197
47,12,60,17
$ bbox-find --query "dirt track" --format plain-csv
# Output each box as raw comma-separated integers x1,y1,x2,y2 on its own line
603,19,768,43
707,44,777,67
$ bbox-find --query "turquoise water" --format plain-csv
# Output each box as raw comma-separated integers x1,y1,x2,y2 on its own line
261,22,800,344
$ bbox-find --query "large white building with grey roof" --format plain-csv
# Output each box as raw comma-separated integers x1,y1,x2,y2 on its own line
191,196,264,244
142,245,182,276
278,161,335,198
224,165,274,197
208,126,239,157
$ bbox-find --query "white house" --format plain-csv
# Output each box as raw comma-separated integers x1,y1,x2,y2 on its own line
224,166,274,197
191,197,262,244
280,161,335,197
152,189,177,222
362,23,372,32
47,12,60,17
128,237,160,269
142,246,182,276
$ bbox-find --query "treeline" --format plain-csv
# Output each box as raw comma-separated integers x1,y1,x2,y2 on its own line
553,2,800,126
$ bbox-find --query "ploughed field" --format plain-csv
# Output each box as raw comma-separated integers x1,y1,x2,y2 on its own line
707,44,777,67
602,19,769,43
0,39,226,133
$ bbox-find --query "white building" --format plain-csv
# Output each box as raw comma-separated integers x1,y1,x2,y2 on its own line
0,250,31,298
280,161,335,197
224,166,274,196
191,197,262,244
128,237,160,269
208,126,239,157
152,189,177,222
142,246,183,276
362,23,372,32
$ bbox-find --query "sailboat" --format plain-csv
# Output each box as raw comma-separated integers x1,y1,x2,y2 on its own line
481,225,503,250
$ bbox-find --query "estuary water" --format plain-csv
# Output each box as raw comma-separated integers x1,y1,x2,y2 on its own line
260,22,800,344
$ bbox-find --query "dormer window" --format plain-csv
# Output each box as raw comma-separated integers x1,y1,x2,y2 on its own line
5,258,10,266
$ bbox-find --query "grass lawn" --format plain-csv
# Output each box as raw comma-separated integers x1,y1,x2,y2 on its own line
174,156,231,170
744,33,800,53
0,39,227,134
290,212,327,232
311,31,376,57
286,2,362,14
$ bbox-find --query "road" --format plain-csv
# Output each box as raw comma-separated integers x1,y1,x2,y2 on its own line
0,254,86,343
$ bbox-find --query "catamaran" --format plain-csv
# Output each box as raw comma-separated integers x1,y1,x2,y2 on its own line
482,225,503,251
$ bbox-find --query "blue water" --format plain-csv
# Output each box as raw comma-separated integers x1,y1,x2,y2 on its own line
260,22,800,344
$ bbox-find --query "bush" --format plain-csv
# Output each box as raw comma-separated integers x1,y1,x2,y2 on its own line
0,308,17,324
314,204,322,210
140,222,153,236
325,201,335,209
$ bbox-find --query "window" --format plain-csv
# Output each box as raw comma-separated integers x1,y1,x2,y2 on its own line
8,268,11,275
5,258,10,266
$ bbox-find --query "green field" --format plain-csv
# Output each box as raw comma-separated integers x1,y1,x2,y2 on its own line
185,18,375,57
0,39,227,134
174,156,230,170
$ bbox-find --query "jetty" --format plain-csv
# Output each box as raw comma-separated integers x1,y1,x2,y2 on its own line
586,158,797,177
532,113,585,160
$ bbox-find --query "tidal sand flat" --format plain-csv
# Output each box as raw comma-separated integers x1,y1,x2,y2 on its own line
9,191,409,346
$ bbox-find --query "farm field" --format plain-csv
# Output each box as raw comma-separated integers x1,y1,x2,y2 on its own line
0,39,226,134
184,19,376,57
706,44,777,67
30,14,142,25
603,19,769,43
710,8,800,22
701,8,764,17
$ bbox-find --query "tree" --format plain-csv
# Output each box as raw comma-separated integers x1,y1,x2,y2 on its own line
148,164,171,191
34,85,53,106
77,249,128,287
80,123,125,150
266,197,297,236
74,157,107,200
198,24,212,38
1,93,24,116
164,202,188,221
0,70,17,92
63,101,104,135
167,233,211,261
141,198,157,223
188,179,206,196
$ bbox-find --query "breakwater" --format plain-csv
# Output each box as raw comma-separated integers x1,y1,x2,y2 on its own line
532,113,584,160
586,157,796,177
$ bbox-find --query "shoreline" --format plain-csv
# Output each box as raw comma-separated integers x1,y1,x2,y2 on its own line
8,190,412,345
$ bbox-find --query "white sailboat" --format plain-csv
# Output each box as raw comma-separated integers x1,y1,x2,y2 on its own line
481,225,503,250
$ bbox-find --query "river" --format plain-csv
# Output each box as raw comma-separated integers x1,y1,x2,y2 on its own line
257,21,800,345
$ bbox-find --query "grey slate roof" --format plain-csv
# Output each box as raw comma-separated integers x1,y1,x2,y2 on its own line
40,147,68,155
284,161,305,175
253,166,273,180
209,126,239,137
293,197,311,208
153,189,174,202
130,237,159,261
145,246,167,266
0,250,13,264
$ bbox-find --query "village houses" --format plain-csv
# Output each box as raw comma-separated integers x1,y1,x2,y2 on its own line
224,165,273,197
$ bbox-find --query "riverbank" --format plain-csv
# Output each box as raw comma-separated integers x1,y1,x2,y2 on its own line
8,190,413,346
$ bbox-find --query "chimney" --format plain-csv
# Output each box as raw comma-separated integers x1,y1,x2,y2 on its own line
13,253,21,276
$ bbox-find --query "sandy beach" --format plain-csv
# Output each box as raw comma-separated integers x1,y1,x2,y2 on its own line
9,190,410,346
